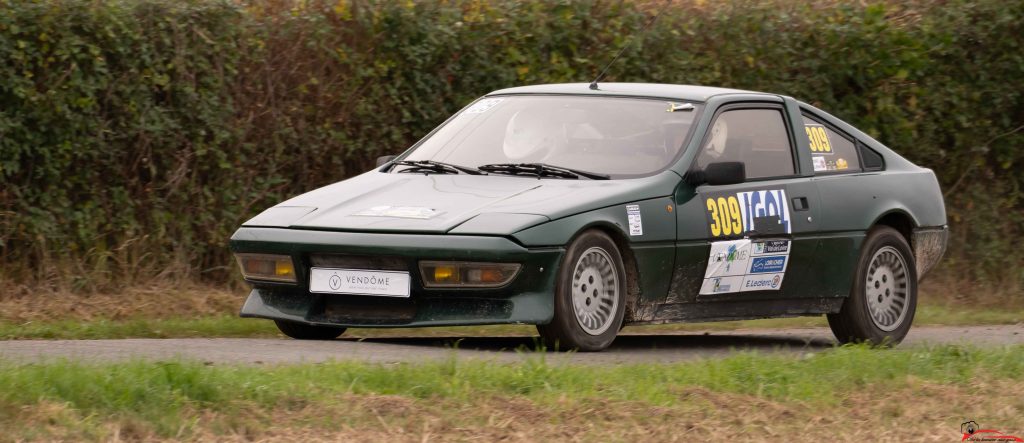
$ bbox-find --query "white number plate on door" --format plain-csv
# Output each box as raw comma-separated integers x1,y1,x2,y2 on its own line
309,268,411,297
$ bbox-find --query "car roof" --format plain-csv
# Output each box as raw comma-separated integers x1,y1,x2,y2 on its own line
486,82,760,102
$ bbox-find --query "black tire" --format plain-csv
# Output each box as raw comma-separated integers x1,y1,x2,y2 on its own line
827,226,917,345
537,230,627,352
274,320,346,340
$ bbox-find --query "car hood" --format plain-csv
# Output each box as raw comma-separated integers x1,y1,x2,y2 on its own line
243,170,681,235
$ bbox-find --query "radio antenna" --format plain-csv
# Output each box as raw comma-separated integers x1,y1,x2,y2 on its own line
589,0,672,90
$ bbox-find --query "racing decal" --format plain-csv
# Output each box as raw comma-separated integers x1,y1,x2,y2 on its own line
703,189,791,238
704,239,751,278
752,239,789,255
464,98,504,114
804,123,833,154
700,239,791,295
813,156,827,172
748,256,787,274
740,273,784,292
626,204,643,236
352,206,440,219
701,276,744,295
815,156,849,173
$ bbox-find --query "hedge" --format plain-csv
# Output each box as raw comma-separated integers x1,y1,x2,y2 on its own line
0,0,1021,296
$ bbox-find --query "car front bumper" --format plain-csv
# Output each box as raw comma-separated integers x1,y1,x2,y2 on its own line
230,227,564,327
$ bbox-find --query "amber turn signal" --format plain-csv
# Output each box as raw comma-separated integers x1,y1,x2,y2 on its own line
234,253,297,283
419,261,521,288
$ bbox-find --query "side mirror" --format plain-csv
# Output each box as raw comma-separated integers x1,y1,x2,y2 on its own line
685,161,746,186
376,155,397,167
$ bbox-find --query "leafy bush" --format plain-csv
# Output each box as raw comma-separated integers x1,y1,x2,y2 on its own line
0,0,1020,296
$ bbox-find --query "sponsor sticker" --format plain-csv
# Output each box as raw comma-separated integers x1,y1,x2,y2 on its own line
704,239,751,278
464,98,504,114
703,188,791,238
701,238,791,295
812,156,827,172
740,273,784,292
748,255,787,274
626,204,643,236
752,239,789,255
699,276,744,295
353,206,440,219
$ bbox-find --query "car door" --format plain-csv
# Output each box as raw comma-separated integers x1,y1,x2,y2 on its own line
668,103,822,304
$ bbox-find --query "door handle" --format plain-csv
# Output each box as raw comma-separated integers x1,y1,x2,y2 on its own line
792,197,809,211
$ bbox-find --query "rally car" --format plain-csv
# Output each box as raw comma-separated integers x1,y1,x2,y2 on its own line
230,83,947,351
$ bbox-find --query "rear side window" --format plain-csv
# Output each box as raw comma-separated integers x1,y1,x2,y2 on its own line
695,108,795,180
860,144,885,170
801,115,861,173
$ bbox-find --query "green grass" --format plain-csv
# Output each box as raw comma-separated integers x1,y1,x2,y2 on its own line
0,315,280,340
1,344,1023,441
915,302,1024,325
0,301,1018,340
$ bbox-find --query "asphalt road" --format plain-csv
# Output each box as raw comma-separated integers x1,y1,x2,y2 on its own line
1,325,1021,366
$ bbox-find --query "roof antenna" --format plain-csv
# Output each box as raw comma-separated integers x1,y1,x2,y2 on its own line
589,0,673,91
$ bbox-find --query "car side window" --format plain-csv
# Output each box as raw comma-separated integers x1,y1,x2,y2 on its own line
695,108,795,180
801,115,862,173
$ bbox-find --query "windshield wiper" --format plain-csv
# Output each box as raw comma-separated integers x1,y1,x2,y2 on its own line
477,163,610,180
392,160,484,175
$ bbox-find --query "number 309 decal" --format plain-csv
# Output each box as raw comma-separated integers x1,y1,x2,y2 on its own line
706,196,742,237
704,189,792,237
804,124,833,154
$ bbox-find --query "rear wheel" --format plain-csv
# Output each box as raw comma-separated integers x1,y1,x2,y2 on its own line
537,230,627,351
827,226,917,345
274,320,346,340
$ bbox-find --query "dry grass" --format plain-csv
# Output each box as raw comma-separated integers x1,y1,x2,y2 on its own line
8,379,1022,442
0,274,1019,340
197,380,1024,442
2,275,1019,323
921,275,1024,308
0,284,244,323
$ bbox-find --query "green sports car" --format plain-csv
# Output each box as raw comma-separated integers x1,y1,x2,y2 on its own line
230,83,947,351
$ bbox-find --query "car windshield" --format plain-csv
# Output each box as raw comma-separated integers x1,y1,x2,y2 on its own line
400,96,702,177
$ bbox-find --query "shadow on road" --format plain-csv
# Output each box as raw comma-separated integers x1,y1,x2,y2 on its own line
341,333,836,354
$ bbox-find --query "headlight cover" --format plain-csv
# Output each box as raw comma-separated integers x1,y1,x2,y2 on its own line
235,253,297,283
419,261,521,288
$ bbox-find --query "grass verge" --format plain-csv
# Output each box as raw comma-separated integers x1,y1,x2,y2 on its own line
2,344,1022,441
0,300,1019,340
1,278,1019,340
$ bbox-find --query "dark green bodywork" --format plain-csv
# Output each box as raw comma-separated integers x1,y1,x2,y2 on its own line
230,83,947,328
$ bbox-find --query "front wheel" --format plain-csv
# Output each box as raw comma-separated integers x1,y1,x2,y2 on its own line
274,320,346,340
537,230,627,351
828,226,917,345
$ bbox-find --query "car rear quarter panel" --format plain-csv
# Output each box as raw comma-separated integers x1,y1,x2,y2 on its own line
814,169,947,232
809,168,947,297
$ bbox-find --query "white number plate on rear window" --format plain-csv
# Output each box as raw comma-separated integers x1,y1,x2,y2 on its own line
309,268,411,297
